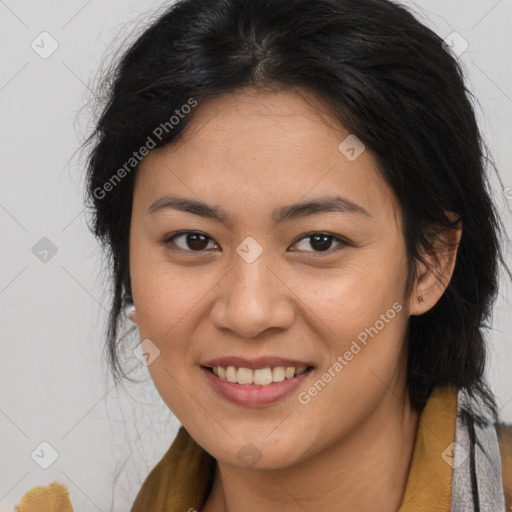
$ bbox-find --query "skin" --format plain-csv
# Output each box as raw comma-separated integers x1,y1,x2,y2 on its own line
128,87,461,512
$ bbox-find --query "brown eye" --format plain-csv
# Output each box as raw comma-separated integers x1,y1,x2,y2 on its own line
164,231,219,252
291,233,346,253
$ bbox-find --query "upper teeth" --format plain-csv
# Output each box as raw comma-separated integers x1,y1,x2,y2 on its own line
212,366,309,385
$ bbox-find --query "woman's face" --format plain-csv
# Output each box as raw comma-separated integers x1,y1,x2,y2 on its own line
129,87,417,469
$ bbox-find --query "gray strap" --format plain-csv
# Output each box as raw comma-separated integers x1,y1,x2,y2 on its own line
450,387,505,511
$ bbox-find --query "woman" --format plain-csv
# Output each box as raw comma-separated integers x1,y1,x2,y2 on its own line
16,0,512,510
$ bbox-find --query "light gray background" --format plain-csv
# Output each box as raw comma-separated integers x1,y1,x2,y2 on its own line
1,0,511,510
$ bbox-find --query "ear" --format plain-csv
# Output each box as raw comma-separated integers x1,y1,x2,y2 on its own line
409,214,462,316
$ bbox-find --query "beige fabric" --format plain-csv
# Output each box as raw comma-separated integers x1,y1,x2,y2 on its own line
15,482,72,512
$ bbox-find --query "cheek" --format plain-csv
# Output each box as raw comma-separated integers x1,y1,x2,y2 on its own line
295,253,407,337
295,268,408,418
290,256,409,404
130,242,219,344
129,246,213,417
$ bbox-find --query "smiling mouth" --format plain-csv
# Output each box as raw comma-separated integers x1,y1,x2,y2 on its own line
202,365,315,386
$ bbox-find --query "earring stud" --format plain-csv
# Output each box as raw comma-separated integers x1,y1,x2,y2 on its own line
418,296,425,303
126,304,137,322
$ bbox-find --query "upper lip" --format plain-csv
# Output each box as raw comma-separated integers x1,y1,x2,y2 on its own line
202,356,314,370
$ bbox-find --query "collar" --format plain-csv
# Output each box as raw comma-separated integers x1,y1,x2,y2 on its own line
131,386,464,511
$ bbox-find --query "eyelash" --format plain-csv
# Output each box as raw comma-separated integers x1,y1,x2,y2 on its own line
161,230,349,255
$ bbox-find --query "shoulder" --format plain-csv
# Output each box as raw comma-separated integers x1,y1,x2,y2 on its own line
497,422,512,511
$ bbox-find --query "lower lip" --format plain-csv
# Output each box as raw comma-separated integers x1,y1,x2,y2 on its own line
201,366,314,407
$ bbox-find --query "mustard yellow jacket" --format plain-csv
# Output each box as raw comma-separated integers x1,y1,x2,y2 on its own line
15,387,512,511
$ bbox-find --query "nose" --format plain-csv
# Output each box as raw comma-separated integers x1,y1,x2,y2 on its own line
209,253,296,338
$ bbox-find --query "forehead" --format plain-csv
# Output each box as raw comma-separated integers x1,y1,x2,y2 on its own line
134,87,399,223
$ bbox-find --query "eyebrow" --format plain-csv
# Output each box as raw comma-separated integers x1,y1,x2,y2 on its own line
147,194,371,225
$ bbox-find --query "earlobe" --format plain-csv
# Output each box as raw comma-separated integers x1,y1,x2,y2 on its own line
408,258,431,316
127,305,137,323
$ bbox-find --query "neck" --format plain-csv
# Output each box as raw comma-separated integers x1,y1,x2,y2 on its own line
202,386,420,512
